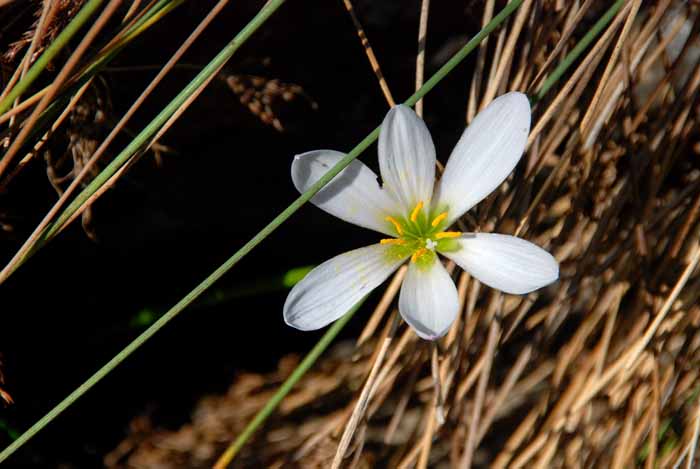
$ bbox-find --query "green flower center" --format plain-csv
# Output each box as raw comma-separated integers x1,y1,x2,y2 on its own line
382,201,461,269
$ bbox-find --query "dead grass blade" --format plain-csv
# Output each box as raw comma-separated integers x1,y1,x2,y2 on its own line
0,0,123,179
106,2,700,467
0,0,228,284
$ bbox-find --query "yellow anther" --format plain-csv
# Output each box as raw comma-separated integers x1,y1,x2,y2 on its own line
411,247,428,263
431,211,448,227
410,201,424,222
380,238,406,245
385,216,404,236
435,231,462,239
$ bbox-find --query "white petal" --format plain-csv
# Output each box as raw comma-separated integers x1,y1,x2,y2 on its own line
435,92,531,224
292,150,400,236
284,244,407,331
378,105,436,211
399,258,459,340
442,233,558,295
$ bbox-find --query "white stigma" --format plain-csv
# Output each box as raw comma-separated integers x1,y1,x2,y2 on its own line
425,239,437,250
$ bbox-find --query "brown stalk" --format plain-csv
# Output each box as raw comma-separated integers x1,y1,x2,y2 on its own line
0,1,58,103
331,315,399,469
0,0,124,179
459,317,500,469
357,265,406,346
480,0,533,104
527,0,594,92
1,0,57,109
579,0,642,137
102,3,700,467
572,243,700,413
414,0,430,117
467,0,494,123
529,2,627,147
341,0,394,107
0,0,231,283
475,345,531,445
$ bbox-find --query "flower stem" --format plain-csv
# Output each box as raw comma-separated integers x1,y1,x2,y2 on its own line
216,0,631,463
0,0,522,460
212,297,365,469
3,0,629,463
0,0,287,463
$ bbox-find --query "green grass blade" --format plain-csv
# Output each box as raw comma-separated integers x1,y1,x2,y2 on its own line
0,0,186,180
0,0,525,462
2,0,632,462
0,0,105,114
534,0,624,102
214,297,365,468
46,0,286,240
0,0,523,461
219,0,632,462
28,0,524,267
0,0,287,461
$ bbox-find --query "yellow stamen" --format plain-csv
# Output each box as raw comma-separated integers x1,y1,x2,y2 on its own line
410,201,424,222
410,247,427,263
385,216,404,236
435,231,462,239
380,238,406,245
431,211,448,227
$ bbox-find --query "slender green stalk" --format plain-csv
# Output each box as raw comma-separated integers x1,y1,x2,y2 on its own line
0,0,184,180
0,0,105,114
46,0,286,239
534,0,624,102
79,0,187,80
4,0,523,277
0,0,187,281
1,0,625,463
0,1,287,462
219,0,630,462
0,0,249,280
0,0,525,463
44,0,523,245
213,298,365,469
6,0,183,112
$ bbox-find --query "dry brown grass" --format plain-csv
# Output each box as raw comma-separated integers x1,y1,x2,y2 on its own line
105,1,700,467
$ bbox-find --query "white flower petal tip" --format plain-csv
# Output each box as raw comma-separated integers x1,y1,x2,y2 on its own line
443,233,558,295
435,92,531,224
399,259,460,340
291,150,399,236
379,105,436,210
283,244,407,331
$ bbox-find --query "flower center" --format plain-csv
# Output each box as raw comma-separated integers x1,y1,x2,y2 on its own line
380,201,462,268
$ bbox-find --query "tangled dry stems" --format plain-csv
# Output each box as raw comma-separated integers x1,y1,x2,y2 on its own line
104,1,700,468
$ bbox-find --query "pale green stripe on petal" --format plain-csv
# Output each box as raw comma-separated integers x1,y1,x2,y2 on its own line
434,92,531,225
443,233,558,295
284,244,408,331
399,257,459,340
291,150,400,236
378,105,436,211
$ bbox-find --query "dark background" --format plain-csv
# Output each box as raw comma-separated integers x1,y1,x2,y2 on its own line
0,1,484,466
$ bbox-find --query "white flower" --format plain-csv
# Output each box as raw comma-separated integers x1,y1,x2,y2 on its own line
284,92,558,340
